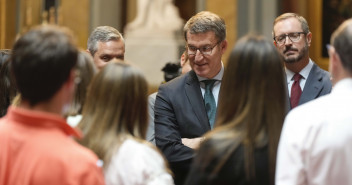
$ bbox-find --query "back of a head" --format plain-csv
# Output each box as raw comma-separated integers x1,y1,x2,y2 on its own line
11,25,78,106
215,34,286,183
66,51,97,116
80,61,148,163
218,35,286,125
183,11,226,42
331,18,352,74
87,26,124,56
162,62,181,82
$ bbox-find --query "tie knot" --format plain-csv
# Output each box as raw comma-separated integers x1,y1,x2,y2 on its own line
293,73,302,82
203,80,216,90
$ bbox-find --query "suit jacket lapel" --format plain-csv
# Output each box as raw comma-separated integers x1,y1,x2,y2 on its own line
185,71,211,131
299,63,324,105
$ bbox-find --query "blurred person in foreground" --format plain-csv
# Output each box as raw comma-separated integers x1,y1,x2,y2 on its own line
0,25,104,185
276,18,352,185
78,61,174,185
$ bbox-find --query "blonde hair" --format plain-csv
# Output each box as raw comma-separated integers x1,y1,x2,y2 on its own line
78,61,148,166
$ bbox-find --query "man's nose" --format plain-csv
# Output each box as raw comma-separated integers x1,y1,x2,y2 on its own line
194,50,203,61
284,36,293,45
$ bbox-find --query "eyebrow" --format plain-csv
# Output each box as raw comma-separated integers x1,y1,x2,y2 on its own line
188,44,213,47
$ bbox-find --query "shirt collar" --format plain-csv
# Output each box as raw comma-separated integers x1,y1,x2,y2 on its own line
332,78,352,94
6,106,82,139
196,62,224,82
286,59,313,83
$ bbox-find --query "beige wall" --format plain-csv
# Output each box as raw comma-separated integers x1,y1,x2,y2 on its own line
127,0,137,25
90,0,123,33
307,0,328,70
60,0,89,49
0,0,90,49
207,0,237,65
0,0,16,49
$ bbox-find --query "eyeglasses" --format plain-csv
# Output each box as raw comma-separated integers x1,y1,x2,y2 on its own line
187,41,221,56
274,32,306,45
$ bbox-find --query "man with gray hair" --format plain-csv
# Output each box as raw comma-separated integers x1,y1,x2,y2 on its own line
154,11,228,185
87,26,125,70
276,18,352,184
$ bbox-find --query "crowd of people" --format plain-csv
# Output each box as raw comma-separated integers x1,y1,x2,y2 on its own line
0,10,351,185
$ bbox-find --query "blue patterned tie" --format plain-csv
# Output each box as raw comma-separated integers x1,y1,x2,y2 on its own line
203,80,217,128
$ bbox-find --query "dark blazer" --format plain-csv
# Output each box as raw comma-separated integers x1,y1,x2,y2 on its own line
287,62,332,111
154,70,212,185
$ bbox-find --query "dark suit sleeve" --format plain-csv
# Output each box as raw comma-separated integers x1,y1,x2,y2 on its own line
155,73,211,185
154,84,194,163
320,70,332,95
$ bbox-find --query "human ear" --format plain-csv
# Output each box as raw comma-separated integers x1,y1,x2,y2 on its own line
220,40,228,54
306,32,312,46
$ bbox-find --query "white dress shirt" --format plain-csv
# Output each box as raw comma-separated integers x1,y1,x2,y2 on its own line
197,63,224,106
276,78,352,185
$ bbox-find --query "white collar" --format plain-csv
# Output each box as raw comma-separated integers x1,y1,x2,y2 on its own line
286,59,314,83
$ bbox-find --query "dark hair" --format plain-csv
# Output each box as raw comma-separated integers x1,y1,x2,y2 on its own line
195,34,286,184
11,25,78,106
0,50,15,117
162,62,181,82
331,18,352,73
0,49,11,67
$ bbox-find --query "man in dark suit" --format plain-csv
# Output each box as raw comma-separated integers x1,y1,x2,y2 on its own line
273,13,332,111
154,11,228,185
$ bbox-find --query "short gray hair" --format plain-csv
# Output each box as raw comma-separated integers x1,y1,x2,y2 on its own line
184,11,226,42
87,26,124,56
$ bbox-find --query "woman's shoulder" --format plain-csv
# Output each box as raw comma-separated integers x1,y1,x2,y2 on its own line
104,138,173,185
119,139,160,158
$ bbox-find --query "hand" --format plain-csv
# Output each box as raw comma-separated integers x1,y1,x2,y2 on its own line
181,137,205,149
